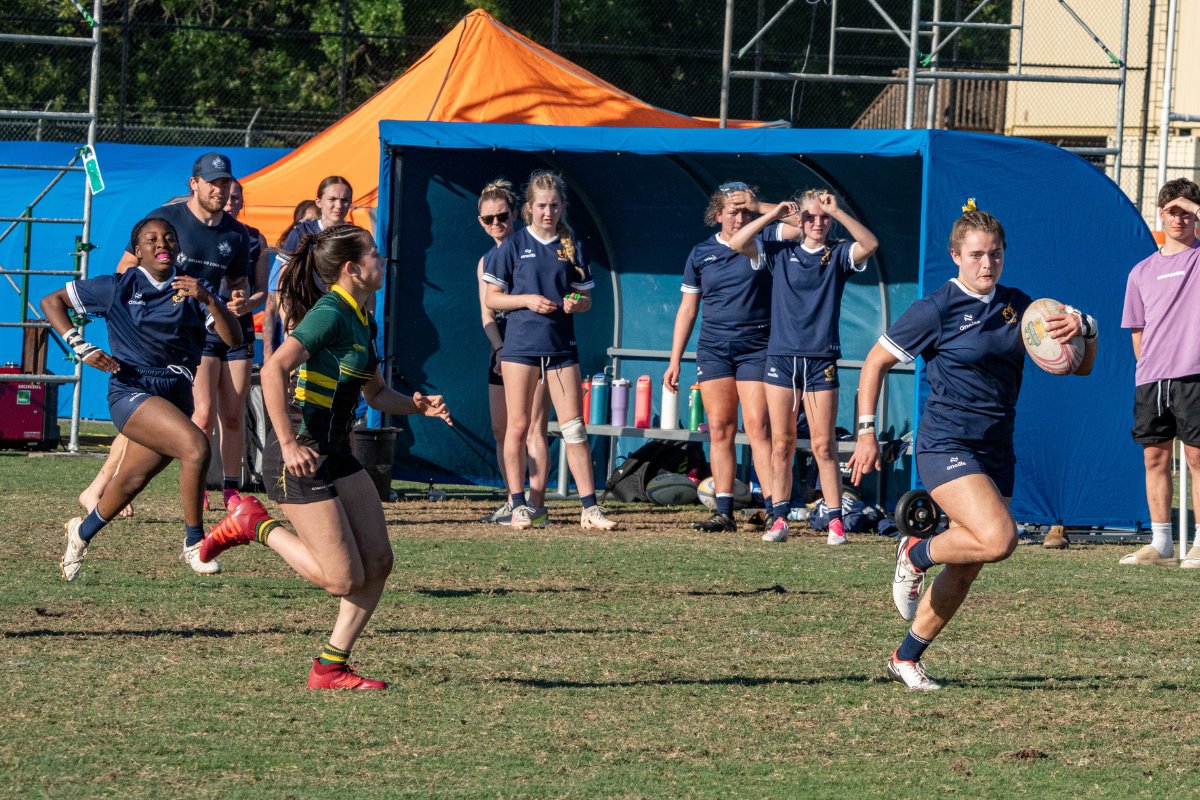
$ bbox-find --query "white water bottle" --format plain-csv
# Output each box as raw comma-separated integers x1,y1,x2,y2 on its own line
660,386,679,430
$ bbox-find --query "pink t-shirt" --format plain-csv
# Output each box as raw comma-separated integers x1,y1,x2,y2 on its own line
1122,241,1200,385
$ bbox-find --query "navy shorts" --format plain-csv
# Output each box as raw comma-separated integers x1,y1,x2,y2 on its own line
917,443,1015,497
108,367,195,432
501,354,579,370
763,355,839,392
696,332,768,383
487,347,504,387
262,430,364,505
201,315,254,361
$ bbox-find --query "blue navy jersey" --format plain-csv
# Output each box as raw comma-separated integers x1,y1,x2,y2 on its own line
682,232,771,343
481,247,508,336
269,219,323,293
760,238,862,357
128,203,250,296
482,227,595,358
880,280,1033,446
66,268,216,370
243,222,263,295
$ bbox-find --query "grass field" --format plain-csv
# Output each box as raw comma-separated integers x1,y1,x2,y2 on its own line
2,445,1199,799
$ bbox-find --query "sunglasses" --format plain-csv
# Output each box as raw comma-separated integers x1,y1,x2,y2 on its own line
719,181,751,195
480,211,511,225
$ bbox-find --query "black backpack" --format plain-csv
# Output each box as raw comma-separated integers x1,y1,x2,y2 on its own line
602,440,708,503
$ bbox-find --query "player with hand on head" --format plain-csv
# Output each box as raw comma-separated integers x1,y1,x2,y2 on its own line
728,189,879,545
42,217,242,581
199,223,452,690
483,170,617,531
847,202,1098,690
665,181,774,532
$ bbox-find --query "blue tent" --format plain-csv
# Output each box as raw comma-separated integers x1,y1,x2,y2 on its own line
377,121,1154,528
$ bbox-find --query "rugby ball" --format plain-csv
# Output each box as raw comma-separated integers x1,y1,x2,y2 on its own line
1021,297,1084,375
697,477,755,510
645,472,700,506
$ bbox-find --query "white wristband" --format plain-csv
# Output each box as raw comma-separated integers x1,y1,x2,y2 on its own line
857,414,877,425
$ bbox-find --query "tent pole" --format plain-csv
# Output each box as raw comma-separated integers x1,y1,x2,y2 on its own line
720,0,734,127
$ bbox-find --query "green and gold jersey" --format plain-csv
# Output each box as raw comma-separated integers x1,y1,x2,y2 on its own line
288,285,380,446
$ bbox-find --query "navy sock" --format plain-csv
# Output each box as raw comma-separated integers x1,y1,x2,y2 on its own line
580,493,598,510
222,477,239,492
763,495,772,513
827,506,842,521
909,538,938,571
716,494,734,517
771,501,790,520
510,492,527,509
184,524,205,547
896,629,932,663
78,508,108,542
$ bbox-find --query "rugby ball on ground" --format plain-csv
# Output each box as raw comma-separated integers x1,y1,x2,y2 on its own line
1021,297,1084,375
645,472,700,506
697,477,755,510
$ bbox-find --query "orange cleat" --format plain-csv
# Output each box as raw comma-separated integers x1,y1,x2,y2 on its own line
198,495,272,563
306,658,387,690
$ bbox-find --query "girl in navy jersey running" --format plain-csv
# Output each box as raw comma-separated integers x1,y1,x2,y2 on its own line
730,190,879,545
43,217,242,581
483,170,617,531
848,205,1098,690
475,178,551,526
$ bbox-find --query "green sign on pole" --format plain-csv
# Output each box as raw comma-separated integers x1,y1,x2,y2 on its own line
81,145,104,195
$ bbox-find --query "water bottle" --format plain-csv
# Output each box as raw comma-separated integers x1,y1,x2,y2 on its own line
633,375,652,428
581,380,591,419
688,383,704,431
589,373,609,426
660,385,679,430
610,378,630,427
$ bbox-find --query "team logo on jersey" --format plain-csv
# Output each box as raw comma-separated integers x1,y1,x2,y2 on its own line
218,241,232,257
1002,303,1016,324
788,255,800,263
171,288,187,304
520,249,536,259
127,291,145,306
702,255,718,264
824,364,837,382
959,312,982,331
175,252,187,266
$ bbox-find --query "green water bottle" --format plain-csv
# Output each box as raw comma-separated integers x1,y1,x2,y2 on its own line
688,383,704,431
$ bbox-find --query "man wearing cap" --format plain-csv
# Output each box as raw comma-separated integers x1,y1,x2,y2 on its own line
77,152,254,576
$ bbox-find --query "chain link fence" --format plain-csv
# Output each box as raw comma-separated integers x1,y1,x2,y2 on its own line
0,1,1165,215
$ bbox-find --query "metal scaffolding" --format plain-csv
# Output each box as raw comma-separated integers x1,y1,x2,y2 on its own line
0,0,102,452
720,0,1132,185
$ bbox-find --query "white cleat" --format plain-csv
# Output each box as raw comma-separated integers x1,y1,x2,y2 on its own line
510,505,534,530
892,536,925,621
480,500,513,525
62,517,88,581
181,542,221,575
826,519,847,546
886,654,941,691
580,505,618,530
762,517,789,542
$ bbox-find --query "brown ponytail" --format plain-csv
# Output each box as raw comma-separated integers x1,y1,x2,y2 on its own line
279,224,372,329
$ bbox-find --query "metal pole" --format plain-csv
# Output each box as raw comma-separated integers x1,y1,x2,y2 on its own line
904,0,920,128
1156,0,1179,226
20,209,32,323
720,0,734,127
1017,0,1026,71
828,0,837,75
1181,439,1190,556
244,107,261,148
338,0,349,116
926,0,942,130
1136,0,1157,215
118,0,129,141
753,0,763,119
1112,0,1130,185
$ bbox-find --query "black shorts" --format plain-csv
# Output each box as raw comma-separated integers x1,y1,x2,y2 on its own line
262,430,364,504
695,331,769,382
201,315,254,361
1133,374,1200,446
488,347,504,387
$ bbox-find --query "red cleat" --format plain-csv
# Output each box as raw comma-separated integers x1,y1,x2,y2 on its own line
198,495,272,563
306,658,388,690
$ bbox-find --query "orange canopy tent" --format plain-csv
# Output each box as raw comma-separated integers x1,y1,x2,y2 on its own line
239,8,762,244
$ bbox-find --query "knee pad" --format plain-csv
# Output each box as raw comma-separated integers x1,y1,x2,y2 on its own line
560,416,587,445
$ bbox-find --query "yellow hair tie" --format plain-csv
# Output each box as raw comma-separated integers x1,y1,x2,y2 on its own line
962,198,978,213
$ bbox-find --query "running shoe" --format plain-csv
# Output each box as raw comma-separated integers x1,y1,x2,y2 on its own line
1118,544,1176,566
530,506,550,528
692,512,737,533
1181,543,1200,569
892,536,925,621
62,517,88,582
306,659,387,690
886,652,941,691
510,505,535,530
480,500,512,524
740,510,768,532
761,516,789,543
181,542,221,575
826,517,847,546
580,505,618,530
198,495,272,563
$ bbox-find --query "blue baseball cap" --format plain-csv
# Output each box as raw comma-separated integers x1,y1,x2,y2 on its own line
192,152,234,181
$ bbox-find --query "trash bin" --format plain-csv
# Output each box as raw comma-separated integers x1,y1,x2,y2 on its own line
352,427,399,502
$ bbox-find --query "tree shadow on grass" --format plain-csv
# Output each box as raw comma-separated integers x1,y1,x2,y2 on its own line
410,585,819,598
942,674,1145,690
492,674,876,689
3,623,651,639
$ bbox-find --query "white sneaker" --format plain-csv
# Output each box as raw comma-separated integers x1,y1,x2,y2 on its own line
826,518,847,546
762,516,789,542
62,517,88,581
892,536,925,621
530,506,549,528
510,505,535,530
181,542,221,575
480,501,513,524
580,505,617,530
886,653,941,691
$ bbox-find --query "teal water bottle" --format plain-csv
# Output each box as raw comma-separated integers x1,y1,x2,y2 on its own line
589,373,609,426
688,383,704,431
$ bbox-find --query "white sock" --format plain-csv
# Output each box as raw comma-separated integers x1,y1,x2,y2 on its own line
1150,521,1174,557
